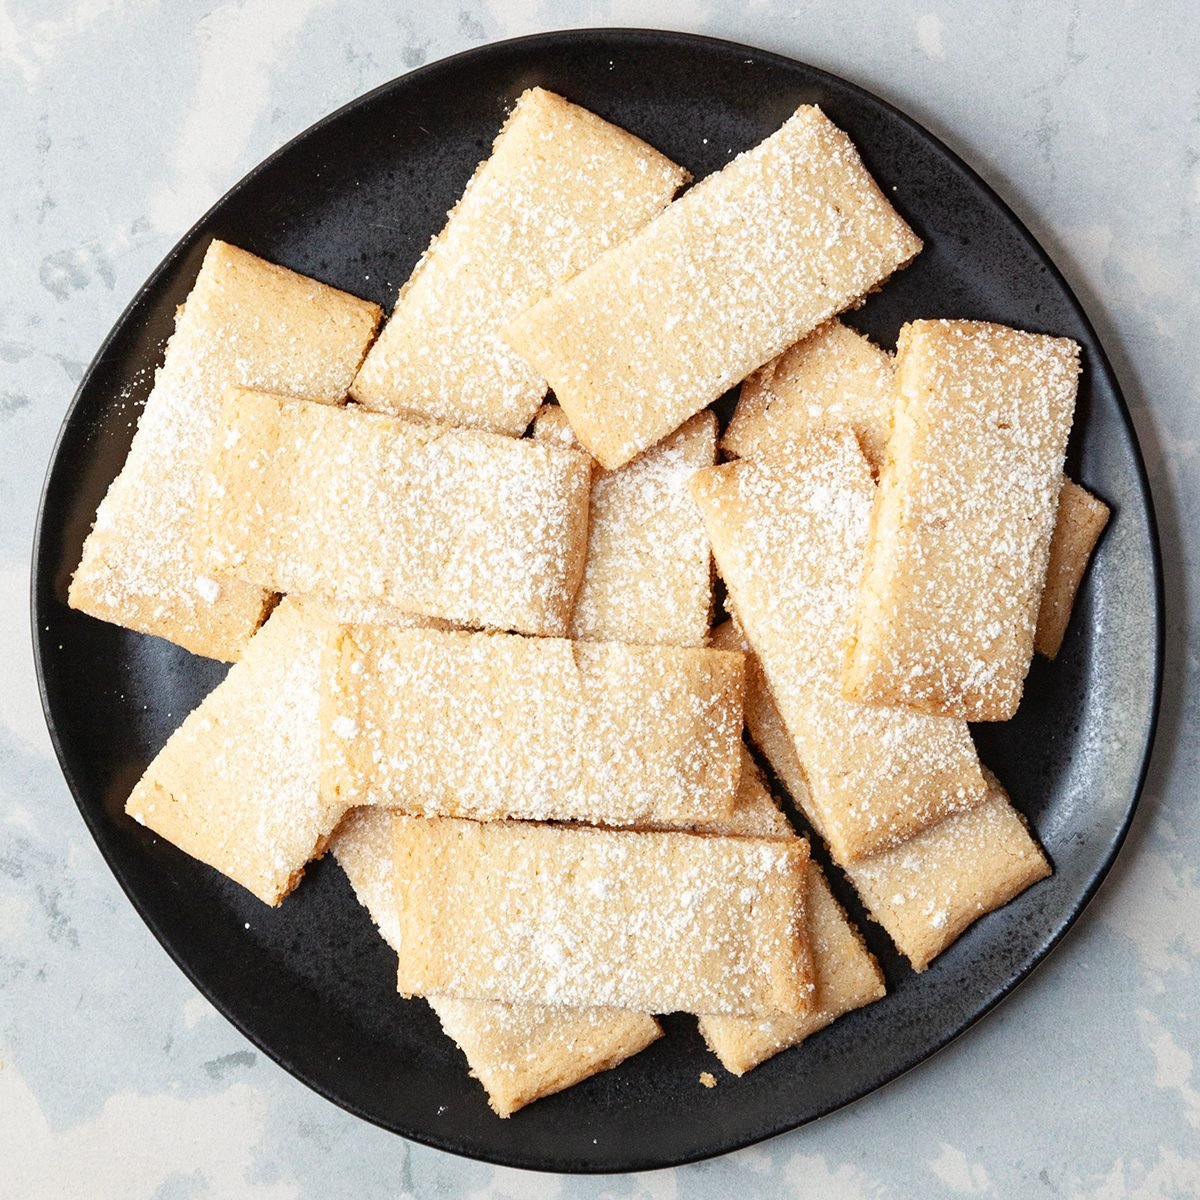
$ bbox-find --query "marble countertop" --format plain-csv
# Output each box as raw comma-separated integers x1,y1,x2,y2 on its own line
3,2,1197,1196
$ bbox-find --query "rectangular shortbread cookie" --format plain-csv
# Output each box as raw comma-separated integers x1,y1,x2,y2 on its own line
351,87,687,436
722,318,895,473
698,862,886,1074
69,240,382,661
392,817,814,1018
331,808,663,1118
532,405,716,645
505,105,922,468
124,597,420,905
713,620,1052,970
321,625,745,827
843,319,1080,721
1034,479,1110,659
691,429,986,862
196,389,592,637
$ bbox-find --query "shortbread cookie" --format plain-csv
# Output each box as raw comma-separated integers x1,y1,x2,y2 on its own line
532,405,716,645
723,319,895,472
505,105,921,468
393,817,813,1017
1035,479,1110,659
69,241,382,660
196,390,592,637
849,769,1051,970
691,753,885,1073
432,999,662,1120
124,597,403,905
844,320,1080,721
331,808,662,1118
321,625,744,827
351,88,687,436
714,621,1052,970
691,429,986,862
698,863,885,1074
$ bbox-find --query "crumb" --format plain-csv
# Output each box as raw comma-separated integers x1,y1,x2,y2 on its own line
699,1071,717,1089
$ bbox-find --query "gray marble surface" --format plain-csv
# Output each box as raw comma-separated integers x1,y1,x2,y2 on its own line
2,2,1197,1196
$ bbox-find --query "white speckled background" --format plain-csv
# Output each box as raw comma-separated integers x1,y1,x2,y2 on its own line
2,2,1197,1196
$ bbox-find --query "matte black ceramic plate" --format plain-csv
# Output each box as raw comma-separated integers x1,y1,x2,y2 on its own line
33,29,1161,1174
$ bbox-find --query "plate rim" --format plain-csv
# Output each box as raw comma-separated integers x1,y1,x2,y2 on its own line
30,26,1165,1174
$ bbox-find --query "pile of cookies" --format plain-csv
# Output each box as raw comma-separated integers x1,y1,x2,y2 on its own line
69,88,1109,1117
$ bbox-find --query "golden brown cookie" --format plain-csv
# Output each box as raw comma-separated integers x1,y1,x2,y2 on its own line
698,863,885,1074
1035,478,1110,659
392,816,814,1018
714,620,1052,971
532,405,716,645
70,241,381,660
844,319,1080,720
722,318,895,472
331,807,663,1118
321,625,745,827
124,597,411,905
195,390,592,637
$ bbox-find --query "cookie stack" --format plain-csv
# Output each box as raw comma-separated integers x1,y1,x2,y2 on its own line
69,87,1107,1115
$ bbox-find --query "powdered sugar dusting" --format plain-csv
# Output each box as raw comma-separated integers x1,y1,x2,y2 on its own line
123,598,348,904
698,862,886,1073
726,617,1051,971
532,405,716,645
723,317,896,473
331,807,663,1116
68,240,381,661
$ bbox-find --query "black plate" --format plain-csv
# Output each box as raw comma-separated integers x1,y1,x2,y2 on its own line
32,29,1162,1174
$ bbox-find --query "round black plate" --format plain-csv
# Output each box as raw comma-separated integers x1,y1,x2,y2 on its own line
32,29,1162,1174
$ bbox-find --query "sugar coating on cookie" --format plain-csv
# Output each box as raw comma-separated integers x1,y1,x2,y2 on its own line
532,405,716,645
123,597,415,905
321,625,745,828
392,816,814,1018
722,318,896,473
351,87,687,436
505,105,921,468
70,240,382,661
844,319,1080,721
698,862,885,1074
1034,478,1110,659
692,429,986,862
196,390,592,637
715,620,1052,970
331,807,663,1118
